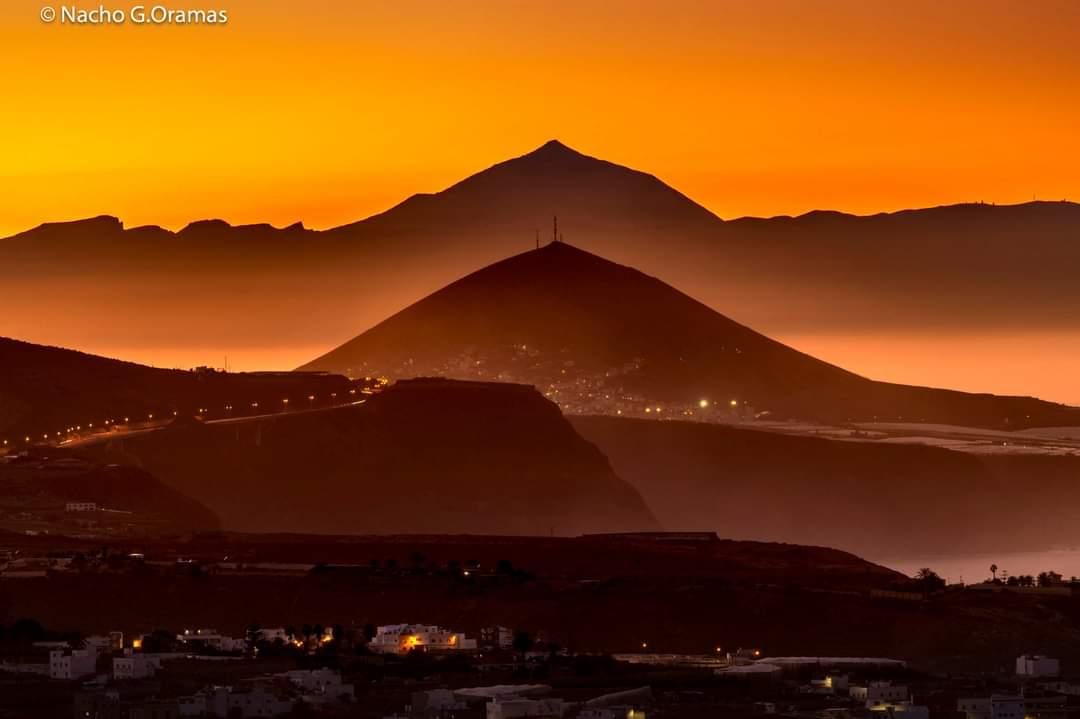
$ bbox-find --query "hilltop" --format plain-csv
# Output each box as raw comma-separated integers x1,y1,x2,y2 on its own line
301,244,1079,429
81,378,659,536
0,336,356,441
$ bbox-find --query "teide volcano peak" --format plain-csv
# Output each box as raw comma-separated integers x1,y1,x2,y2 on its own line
302,243,1080,429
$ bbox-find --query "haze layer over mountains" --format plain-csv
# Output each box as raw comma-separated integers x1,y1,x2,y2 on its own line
2,140,1079,402
303,242,1079,430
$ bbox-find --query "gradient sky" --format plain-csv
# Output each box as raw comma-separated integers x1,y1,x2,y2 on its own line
2,0,1079,238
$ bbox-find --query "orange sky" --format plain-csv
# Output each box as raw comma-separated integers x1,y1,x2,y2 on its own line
1,0,1079,238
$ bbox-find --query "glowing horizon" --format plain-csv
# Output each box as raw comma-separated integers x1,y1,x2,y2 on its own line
1,0,1078,238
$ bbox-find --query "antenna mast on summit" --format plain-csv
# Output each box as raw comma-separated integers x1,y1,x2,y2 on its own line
553,215,558,244
535,229,539,250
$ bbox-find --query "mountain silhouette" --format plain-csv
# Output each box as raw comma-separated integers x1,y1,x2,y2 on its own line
0,336,355,440
86,377,660,535
2,140,1079,401
301,243,1080,429
335,139,718,238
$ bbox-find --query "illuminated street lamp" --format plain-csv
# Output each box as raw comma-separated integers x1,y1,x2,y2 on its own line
699,399,710,409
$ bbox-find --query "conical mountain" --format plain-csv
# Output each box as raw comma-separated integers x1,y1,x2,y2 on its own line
302,243,1080,429
338,139,718,237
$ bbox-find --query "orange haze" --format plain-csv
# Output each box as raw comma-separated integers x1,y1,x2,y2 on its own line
2,1,1079,403
1,0,1078,238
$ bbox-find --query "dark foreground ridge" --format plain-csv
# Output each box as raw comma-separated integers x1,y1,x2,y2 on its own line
573,414,1080,558
82,378,659,536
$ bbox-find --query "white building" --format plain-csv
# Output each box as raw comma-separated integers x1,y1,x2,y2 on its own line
199,684,295,718
84,632,124,652
284,668,355,704
577,708,646,719
870,703,930,719
1017,655,1060,677
481,626,515,649
254,627,290,644
411,688,467,716
49,647,98,680
958,695,1025,719
486,697,565,719
65,501,98,512
851,682,909,707
285,668,341,692
178,628,246,653
806,674,849,695
369,624,477,654
177,693,208,717
113,652,163,680
226,684,296,718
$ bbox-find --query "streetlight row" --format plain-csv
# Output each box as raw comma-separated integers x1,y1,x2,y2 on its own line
1,387,366,448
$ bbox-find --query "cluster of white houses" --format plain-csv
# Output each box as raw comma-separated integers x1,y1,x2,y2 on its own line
26,622,492,683
368,623,480,654
765,655,1068,719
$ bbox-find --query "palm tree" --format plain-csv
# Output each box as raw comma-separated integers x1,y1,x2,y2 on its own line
915,568,945,592
990,564,998,582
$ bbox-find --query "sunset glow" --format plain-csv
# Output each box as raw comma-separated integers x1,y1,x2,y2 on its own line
2,0,1079,238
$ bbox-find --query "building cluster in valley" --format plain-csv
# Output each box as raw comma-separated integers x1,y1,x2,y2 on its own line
1,609,1077,719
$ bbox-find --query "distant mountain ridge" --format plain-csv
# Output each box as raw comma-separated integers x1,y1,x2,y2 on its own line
302,242,1080,429
2,139,1080,396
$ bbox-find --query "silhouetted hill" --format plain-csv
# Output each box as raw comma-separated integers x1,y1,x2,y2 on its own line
83,378,658,536
339,139,718,237
13,530,1080,668
3,140,1079,398
0,457,219,532
302,244,1079,429
572,415,1080,558
0,337,356,440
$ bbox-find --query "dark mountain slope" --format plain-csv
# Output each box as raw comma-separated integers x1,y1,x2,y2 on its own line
0,457,220,532
0,337,355,440
572,415,1080,558
83,378,658,536
302,243,1079,429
